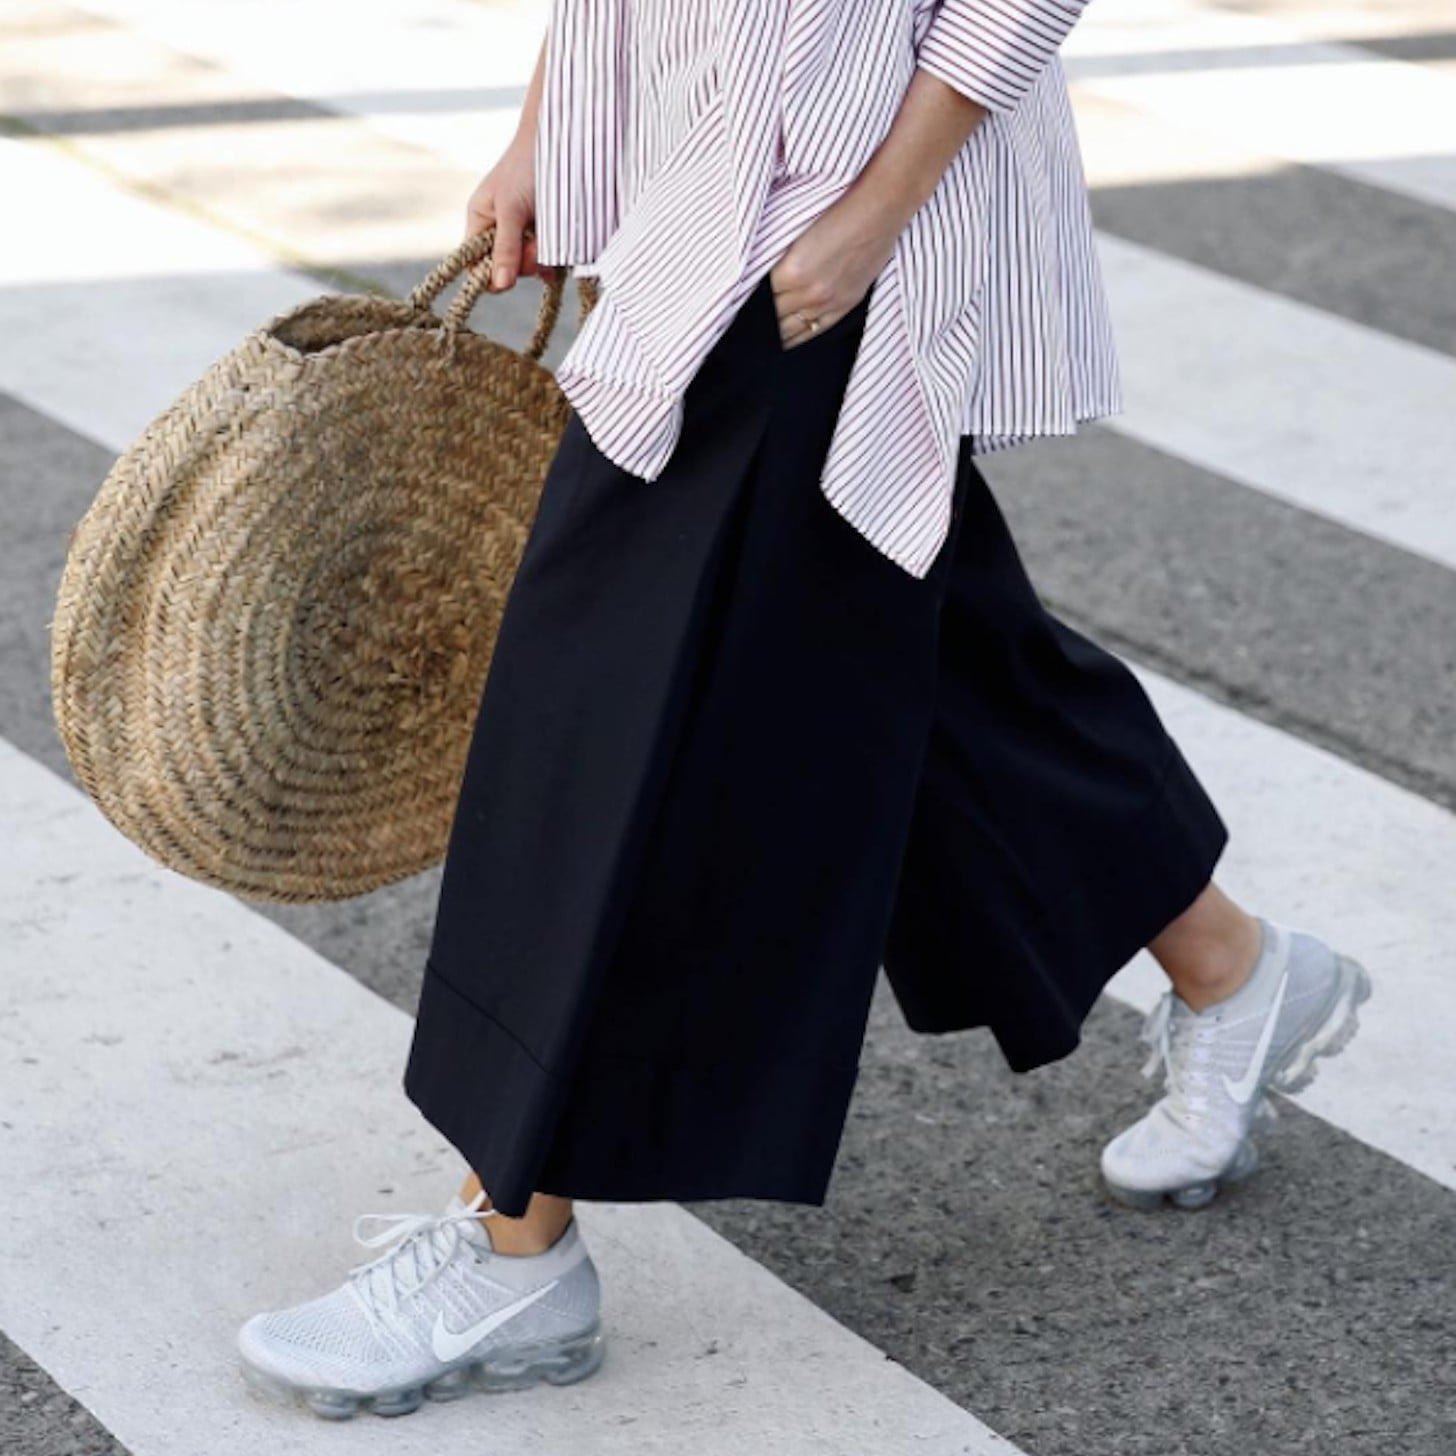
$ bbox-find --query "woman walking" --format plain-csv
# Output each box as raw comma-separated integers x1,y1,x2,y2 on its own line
238,0,1371,1420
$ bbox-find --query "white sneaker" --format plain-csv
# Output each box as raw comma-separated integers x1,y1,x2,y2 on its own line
1101,919,1371,1211
237,1190,605,1419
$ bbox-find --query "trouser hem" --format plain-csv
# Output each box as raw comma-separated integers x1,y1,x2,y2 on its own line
892,739,1229,1072
405,958,863,1212
403,963,569,1218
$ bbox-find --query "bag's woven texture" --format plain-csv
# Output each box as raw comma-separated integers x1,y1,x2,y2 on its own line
51,230,600,904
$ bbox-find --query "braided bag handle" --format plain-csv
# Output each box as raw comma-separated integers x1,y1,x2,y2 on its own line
406,227,600,358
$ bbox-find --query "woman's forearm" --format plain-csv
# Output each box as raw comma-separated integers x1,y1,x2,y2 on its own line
767,61,991,332
514,26,550,149
841,68,989,237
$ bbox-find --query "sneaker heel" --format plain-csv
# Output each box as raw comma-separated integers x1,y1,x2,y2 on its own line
543,1326,607,1386
1222,1138,1261,1185
1270,954,1371,1095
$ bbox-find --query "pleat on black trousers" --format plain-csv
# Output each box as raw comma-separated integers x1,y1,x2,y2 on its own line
403,271,1228,1217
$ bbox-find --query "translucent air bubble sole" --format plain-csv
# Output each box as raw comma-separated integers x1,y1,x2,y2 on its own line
240,1322,606,1421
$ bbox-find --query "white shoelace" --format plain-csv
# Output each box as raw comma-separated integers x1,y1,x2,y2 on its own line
1139,991,1222,1123
1139,993,1281,1132
345,1188,499,1327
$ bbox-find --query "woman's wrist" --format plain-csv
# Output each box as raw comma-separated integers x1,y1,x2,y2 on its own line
510,120,538,161
766,64,989,330
829,177,920,260
841,67,989,235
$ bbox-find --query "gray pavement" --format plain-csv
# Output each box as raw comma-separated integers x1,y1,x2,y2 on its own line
1090,127,1456,356
2,1334,122,1456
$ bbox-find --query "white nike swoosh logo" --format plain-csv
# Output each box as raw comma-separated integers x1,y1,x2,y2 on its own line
1222,966,1292,1106
430,1279,561,1363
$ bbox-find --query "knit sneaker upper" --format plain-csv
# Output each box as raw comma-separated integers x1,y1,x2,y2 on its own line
1103,920,1347,1193
238,1192,600,1394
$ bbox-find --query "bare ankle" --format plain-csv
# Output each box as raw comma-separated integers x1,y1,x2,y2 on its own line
1173,925,1261,1012
1151,885,1264,1013
458,1174,573,1257
485,1217,570,1258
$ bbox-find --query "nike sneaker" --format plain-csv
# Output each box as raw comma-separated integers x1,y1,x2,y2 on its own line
1101,918,1371,1210
237,1190,605,1419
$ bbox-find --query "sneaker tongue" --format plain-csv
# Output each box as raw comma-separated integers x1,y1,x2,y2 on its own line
446,1194,493,1251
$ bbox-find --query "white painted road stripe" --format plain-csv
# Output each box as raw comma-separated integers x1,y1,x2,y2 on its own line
0,135,318,452
0,737,1018,1455
1064,0,1456,213
1,115,1453,1194
65,0,545,166
73,0,1456,216
1097,233,1456,572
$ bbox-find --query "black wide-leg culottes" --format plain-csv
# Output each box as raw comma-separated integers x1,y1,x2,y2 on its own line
404,271,1228,1217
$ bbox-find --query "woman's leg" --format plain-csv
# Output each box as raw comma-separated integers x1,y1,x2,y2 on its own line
404,279,792,1220
1106,862,1372,1208
1105,894,1371,1209
1148,880,1262,1012
235,272,918,1415
236,1169,604,1418
876,449,1370,1210
456,1172,573,1255
519,273,961,1210
880,447,1231,1070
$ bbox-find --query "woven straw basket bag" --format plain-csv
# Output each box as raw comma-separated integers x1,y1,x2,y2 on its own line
51,229,599,904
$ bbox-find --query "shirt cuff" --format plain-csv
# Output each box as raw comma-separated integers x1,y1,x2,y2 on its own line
914,0,1089,114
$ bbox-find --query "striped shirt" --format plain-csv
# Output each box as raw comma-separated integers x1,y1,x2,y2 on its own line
533,0,1122,578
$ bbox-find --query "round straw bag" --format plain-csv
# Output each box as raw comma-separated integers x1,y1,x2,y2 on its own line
51,229,600,904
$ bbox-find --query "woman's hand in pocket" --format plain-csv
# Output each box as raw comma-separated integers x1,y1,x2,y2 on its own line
767,192,898,350
464,136,548,293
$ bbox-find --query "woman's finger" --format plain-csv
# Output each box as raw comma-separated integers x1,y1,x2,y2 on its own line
464,173,497,242
798,306,843,348
518,230,543,278
488,208,529,291
776,295,841,350
767,263,840,349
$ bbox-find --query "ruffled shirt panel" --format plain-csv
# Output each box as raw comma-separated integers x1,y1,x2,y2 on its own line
534,0,1122,579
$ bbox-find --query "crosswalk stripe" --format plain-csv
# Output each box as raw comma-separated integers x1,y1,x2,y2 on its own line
0,134,316,451
62,0,545,165
1096,233,1456,571
1238,0,1456,49
1064,0,1456,213
61,0,1456,221
1071,84,1456,360
0,735,1019,1455
67,0,1456,217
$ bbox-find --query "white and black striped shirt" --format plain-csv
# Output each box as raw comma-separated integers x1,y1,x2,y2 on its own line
534,0,1122,579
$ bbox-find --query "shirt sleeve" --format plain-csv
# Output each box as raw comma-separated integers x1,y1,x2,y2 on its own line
914,0,1090,114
